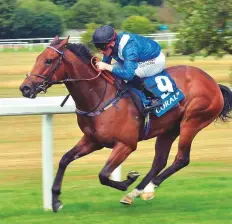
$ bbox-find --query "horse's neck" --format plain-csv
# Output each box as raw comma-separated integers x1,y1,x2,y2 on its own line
64,54,116,111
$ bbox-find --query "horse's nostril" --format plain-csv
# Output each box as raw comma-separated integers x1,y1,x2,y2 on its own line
23,86,30,91
20,85,30,92
20,85,32,97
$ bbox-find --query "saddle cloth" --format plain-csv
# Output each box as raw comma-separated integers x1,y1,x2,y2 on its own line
131,69,184,117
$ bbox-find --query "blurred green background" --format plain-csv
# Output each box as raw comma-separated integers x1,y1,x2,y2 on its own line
1,0,231,56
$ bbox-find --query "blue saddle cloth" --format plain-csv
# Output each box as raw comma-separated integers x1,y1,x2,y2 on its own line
132,69,184,117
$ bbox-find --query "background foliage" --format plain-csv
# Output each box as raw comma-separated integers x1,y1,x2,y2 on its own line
0,0,159,38
66,0,122,29
81,23,101,53
51,0,77,7
0,0,17,38
13,7,63,38
122,16,155,34
168,0,232,56
122,5,157,22
0,0,231,57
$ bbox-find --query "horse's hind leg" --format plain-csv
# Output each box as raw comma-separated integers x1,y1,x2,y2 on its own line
98,141,139,191
150,89,224,189
151,114,216,189
52,135,102,212
120,128,180,205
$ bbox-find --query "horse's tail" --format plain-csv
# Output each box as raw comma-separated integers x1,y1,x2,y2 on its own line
218,84,232,122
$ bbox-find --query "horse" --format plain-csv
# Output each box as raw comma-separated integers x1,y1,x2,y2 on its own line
19,36,232,212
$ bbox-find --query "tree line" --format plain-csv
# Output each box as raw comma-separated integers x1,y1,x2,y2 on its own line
0,0,231,56
0,0,163,39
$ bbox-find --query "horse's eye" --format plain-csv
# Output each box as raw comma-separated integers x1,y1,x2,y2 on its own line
45,59,53,65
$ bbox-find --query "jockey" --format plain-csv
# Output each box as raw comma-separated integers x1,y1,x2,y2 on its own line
92,25,165,110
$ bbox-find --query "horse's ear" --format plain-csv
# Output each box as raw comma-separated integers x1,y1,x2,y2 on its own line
66,35,70,42
60,36,70,47
54,35,59,41
50,35,60,45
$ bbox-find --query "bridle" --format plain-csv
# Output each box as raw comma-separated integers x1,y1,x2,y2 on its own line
26,46,64,95
26,45,105,96
25,44,110,113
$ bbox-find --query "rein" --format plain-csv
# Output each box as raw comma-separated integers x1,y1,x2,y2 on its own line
90,57,115,85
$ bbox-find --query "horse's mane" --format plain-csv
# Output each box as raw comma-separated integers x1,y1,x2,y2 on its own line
49,39,92,64
66,43,92,64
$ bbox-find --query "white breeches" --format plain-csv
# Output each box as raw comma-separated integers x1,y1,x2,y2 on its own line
112,51,166,79
135,51,166,78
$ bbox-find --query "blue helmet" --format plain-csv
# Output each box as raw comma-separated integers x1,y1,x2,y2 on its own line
92,25,116,50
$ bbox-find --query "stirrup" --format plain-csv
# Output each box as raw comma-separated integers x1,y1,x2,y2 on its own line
144,99,163,112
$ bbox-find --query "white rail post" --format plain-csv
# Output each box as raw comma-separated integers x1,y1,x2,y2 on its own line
42,114,53,210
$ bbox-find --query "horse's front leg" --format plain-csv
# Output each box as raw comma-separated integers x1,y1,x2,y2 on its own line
52,136,102,212
98,141,139,191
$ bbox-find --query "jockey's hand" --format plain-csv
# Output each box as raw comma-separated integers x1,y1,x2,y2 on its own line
96,62,112,72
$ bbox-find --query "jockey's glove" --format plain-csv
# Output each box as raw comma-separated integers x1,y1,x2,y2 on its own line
96,62,113,72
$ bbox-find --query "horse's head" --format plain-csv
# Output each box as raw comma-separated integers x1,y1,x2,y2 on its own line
19,36,69,98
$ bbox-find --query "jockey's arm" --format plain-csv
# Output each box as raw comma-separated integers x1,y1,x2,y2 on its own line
112,41,139,81
112,60,138,81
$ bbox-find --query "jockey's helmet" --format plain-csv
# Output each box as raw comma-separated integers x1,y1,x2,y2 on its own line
92,25,116,50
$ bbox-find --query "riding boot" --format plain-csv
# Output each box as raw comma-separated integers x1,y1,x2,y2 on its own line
143,90,163,112
142,76,163,111
129,76,163,111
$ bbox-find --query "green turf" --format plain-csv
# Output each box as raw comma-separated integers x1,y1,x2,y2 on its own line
0,114,232,224
1,162,232,224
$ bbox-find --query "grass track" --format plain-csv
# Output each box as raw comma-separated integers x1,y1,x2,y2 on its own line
0,52,232,223
0,115,232,224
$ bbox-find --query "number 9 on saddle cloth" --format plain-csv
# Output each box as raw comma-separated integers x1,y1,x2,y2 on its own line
129,69,184,117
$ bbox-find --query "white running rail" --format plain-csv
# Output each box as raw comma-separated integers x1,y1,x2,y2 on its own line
0,96,122,210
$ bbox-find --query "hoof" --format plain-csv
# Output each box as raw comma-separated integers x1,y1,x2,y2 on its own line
120,195,134,205
127,171,140,181
140,192,155,201
52,200,63,212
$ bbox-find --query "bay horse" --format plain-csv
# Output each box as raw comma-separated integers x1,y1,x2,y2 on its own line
19,36,232,212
